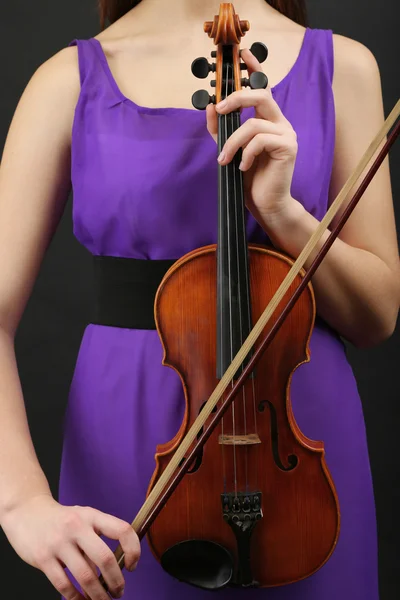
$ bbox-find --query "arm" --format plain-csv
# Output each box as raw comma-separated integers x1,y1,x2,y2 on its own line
0,46,80,519
0,47,140,600
261,34,400,348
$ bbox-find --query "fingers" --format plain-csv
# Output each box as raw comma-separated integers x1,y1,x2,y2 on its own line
215,87,284,123
217,118,282,164
87,508,141,572
51,507,140,600
217,118,297,169
82,550,100,577
206,103,218,141
44,559,86,600
4,499,141,600
237,132,298,171
81,551,100,599
59,543,119,600
240,47,263,77
72,532,125,598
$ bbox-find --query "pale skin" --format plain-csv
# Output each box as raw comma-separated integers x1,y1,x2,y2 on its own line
0,0,398,599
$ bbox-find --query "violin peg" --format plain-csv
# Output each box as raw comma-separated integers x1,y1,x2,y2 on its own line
191,57,216,79
192,90,215,110
249,42,269,63
249,71,268,90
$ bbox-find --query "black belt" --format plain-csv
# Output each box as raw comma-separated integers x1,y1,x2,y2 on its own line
91,255,177,330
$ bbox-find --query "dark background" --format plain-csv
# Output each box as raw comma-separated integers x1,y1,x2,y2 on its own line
0,0,399,598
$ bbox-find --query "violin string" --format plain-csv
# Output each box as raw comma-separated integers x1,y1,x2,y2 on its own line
236,98,259,449
233,103,258,491
231,100,249,493
217,98,226,494
245,125,258,490
251,370,258,490
232,84,259,491
224,62,238,496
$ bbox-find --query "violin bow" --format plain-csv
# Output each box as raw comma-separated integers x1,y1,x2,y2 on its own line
100,99,400,588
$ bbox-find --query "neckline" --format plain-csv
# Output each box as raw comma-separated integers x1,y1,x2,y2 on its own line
90,28,310,115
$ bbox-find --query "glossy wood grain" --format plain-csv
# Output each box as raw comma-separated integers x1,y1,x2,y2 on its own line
147,245,340,587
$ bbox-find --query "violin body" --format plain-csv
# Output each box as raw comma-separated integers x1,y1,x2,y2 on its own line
147,244,340,587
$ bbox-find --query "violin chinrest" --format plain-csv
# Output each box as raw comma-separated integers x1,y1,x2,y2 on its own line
161,539,233,590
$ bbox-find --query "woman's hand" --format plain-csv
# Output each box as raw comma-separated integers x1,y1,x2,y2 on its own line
1,494,140,599
206,47,301,228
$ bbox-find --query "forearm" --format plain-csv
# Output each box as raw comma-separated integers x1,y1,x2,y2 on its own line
0,327,51,524
260,198,400,347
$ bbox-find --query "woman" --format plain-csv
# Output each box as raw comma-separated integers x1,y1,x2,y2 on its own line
0,0,398,598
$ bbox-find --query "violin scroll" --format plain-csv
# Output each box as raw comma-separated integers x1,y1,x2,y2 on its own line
204,3,249,45
191,3,269,109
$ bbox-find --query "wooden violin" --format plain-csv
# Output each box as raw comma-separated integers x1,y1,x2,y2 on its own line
146,3,340,589
98,2,400,593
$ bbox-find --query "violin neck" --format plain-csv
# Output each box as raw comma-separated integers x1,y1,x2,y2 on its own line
216,110,253,379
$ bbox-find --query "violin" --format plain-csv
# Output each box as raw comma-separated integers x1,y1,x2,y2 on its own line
147,3,340,589
98,2,400,593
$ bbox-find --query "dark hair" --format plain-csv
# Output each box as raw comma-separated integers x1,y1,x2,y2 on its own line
98,0,308,31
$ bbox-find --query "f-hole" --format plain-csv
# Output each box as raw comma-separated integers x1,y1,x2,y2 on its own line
258,400,298,471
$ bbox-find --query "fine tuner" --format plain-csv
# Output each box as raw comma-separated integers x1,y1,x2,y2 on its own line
191,41,269,110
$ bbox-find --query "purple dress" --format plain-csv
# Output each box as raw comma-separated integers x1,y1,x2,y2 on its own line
59,28,379,599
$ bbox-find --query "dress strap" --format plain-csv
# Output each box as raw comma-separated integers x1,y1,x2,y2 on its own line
302,29,334,86
320,29,334,85
68,39,94,87
67,38,123,108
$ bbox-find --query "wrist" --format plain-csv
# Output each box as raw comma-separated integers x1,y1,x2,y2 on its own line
0,492,55,535
258,196,307,236
0,476,52,524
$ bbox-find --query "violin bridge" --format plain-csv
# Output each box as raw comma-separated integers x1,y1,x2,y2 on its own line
218,433,261,445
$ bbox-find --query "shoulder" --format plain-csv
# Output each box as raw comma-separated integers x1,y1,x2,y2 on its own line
18,46,81,135
328,33,387,212
9,46,82,147
22,46,81,114
330,32,384,144
331,33,381,95
31,46,80,97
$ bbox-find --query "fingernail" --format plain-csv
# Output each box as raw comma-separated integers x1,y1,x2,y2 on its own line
216,99,227,109
238,161,245,170
217,151,226,163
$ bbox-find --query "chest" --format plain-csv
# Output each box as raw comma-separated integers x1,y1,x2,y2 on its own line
71,28,335,258
100,30,307,111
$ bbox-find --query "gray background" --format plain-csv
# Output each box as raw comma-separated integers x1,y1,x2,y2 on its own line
0,0,399,597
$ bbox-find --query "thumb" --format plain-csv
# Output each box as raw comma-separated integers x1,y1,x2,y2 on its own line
206,103,218,143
